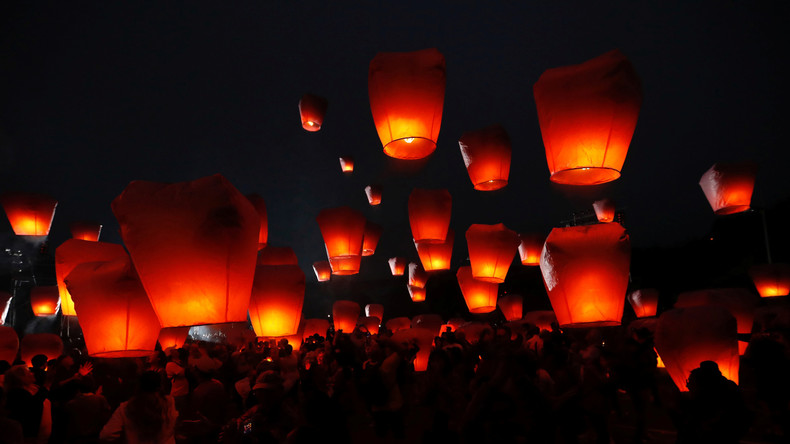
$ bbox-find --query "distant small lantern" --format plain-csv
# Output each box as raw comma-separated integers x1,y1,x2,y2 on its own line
70,221,102,241
257,246,299,265
299,93,328,132
386,317,411,333
456,266,498,314
303,319,330,340
30,286,59,316
339,157,354,173
365,185,382,206
249,265,305,338
498,294,523,321
392,327,435,371
56,240,128,317
523,311,557,332
389,257,406,276
533,50,642,185
333,300,360,333
749,263,790,297
0,291,11,324
316,207,366,275
365,303,384,321
466,223,520,283
408,262,428,288
20,333,63,364
360,316,381,335
408,285,426,302
593,199,615,223
158,327,190,350
313,261,332,282
412,314,443,336
408,189,452,244
518,234,543,266
458,124,511,191
246,194,269,250
0,192,58,237
675,288,758,336
540,223,630,327
362,222,383,256
0,326,18,364
368,48,446,160
628,288,659,318
415,229,453,271
699,161,758,215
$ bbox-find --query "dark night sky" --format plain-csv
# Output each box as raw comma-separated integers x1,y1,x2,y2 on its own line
1,2,788,319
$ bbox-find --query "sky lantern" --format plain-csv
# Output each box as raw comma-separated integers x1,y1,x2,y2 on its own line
360,316,381,335
498,294,523,321
316,206,366,275
675,288,757,336
0,326,18,364
333,300,360,333
628,288,659,318
655,306,739,391
365,185,382,206
112,174,259,328
30,286,59,316
389,257,406,276
408,262,428,288
70,221,102,241
456,266,498,314
749,263,790,297
257,246,298,265
339,157,354,173
533,50,642,185
249,264,305,338
362,222,383,256
368,48,446,160
365,303,384,321
20,333,63,364
466,223,519,283
593,199,615,223
299,93,328,132
386,317,411,333
158,327,190,349
699,161,758,215
408,285,426,302
518,234,543,266
415,229,453,271
541,223,630,327
313,261,331,282
523,311,557,332
246,194,268,250
458,124,511,191
0,192,58,236
56,239,128,317
272,318,305,351
408,189,451,244
393,327,435,371
66,257,161,357
412,314,443,336
303,318,330,340
0,291,10,324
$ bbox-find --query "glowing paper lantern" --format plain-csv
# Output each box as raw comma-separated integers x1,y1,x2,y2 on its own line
257,247,298,265
533,50,642,185
628,288,659,318
368,48,446,160
415,229,453,271
0,192,57,236
70,221,102,241
699,162,758,215
446,318,466,332
362,222,383,256
408,285,426,302
674,288,757,335
56,240,133,316
360,316,381,335
655,306,739,391
303,319,330,340
112,174,259,328
66,258,161,357
440,323,455,333
158,327,190,349
313,261,331,282
1,291,12,325
0,326,18,364
749,263,790,297
246,194,269,250
299,93,328,132
458,124,511,191
466,223,519,283
408,262,428,288
498,294,523,321
408,189,451,244
386,317,411,333
365,304,384,321
365,185,382,206
412,314,443,336
389,257,406,276
20,333,63,364
316,207,366,275
523,311,557,332
249,265,305,338
456,266,498,314
339,157,354,173
593,199,615,223
628,318,658,335
30,286,59,316
392,328,435,371
333,300,360,333
518,234,543,266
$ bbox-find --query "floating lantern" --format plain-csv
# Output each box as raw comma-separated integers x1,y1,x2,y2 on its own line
20,333,63,364
412,314,443,336
270,319,305,351
699,162,758,215
333,300,360,333
112,174,259,328
518,234,543,266
533,50,642,185
458,322,493,344
158,327,190,349
498,294,523,321
70,221,102,241
456,266,498,313
386,317,411,333
628,318,658,335
360,316,381,335
249,265,305,338
56,240,128,317
408,189,451,244
408,285,426,302
392,327,435,371
30,286,59,316
389,257,406,276
540,223,630,327
655,306,739,391
0,192,58,236
523,311,557,332
316,207,366,275
365,185,382,206
362,222,383,256
303,319,330,340
408,262,428,288
246,194,268,250
675,288,757,336
339,157,354,173
1,291,12,324
313,261,331,282
628,288,659,318
593,199,615,223
365,304,384,321
458,124,511,191
415,229,453,271
749,263,790,297
0,326,18,364
299,93,328,132
466,223,519,283
257,246,298,265
368,48,446,160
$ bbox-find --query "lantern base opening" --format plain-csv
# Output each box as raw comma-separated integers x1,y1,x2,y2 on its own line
560,320,621,328
90,350,157,358
329,255,361,275
471,275,506,284
714,205,751,215
474,179,508,191
383,137,436,160
469,306,497,314
550,167,621,186
302,121,321,132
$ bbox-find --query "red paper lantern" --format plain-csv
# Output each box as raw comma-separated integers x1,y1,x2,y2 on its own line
112,174,259,328
408,262,428,288
313,261,331,282
158,327,190,349
249,265,305,338
360,316,381,335
466,223,519,283
368,48,445,160
0,326,18,364
389,257,406,276
257,247,298,265
699,162,758,215
458,124,511,191
412,314,443,336
386,317,411,333
628,288,659,318
365,185,382,206
408,285,426,302
362,222,383,256
339,157,354,173
540,223,630,327
533,50,642,185
749,263,790,297
593,199,615,223
303,319,330,340
392,327,435,371
20,333,63,364
268,319,305,351
415,229,453,271
365,304,384,321
316,207,366,275
408,189,451,244
498,294,523,321
675,288,757,335
299,93,328,132
456,266,498,314
518,234,543,266
30,286,59,316
70,221,102,241
333,300,360,333
0,192,57,236
246,194,269,250
523,311,557,332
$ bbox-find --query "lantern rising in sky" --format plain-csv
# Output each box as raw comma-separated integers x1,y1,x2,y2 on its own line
749,263,790,297
0,192,58,237
365,185,382,206
518,234,543,266
56,239,128,317
362,222,383,256
316,206,366,275
360,316,380,335
408,285,426,302
246,194,268,250
389,257,406,276
339,157,354,173
333,300,360,333
498,294,523,321
365,304,384,322
466,223,519,283
408,262,428,288
249,265,305,338
699,161,758,215
313,261,331,282
299,93,328,132
30,286,59,316
457,266,498,314
415,229,454,271
70,221,102,241
458,124,511,191
628,288,659,318
593,199,615,223
408,189,452,244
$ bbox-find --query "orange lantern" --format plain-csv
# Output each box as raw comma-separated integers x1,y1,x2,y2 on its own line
541,223,630,327
466,223,519,283
0,326,18,364
20,333,63,364
655,306,739,391
303,319,330,340
456,266,498,313
66,257,161,358
408,285,426,302
415,229,453,271
1,291,12,324
533,50,642,185
392,327,435,371
368,48,446,160
518,234,543,266
628,288,659,318
365,185,382,206
248,264,305,338
408,189,451,244
458,124,511,191
316,207,366,275
158,327,190,349
365,304,384,321
749,263,790,297
0,192,58,236
412,314,443,336
112,174,259,328
655,349,666,368
446,318,466,332
246,194,268,250
70,221,102,241
408,262,428,288
389,257,406,276
360,316,381,335
440,323,455,333
313,261,331,282
458,322,493,344
699,162,758,215
339,157,354,173
362,222,383,256
257,247,298,265
333,300,360,333
593,199,615,223
56,240,130,316
523,311,557,332
30,286,59,316
299,93,328,132
675,288,757,336
386,317,411,333
498,294,523,321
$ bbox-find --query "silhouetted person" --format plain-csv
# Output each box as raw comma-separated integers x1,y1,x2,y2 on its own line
100,370,177,444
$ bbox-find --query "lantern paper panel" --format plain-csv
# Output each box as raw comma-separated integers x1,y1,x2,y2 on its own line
368,48,446,160
415,229,453,271
20,333,63,364
518,234,543,266
0,291,11,324
749,263,790,297
408,189,452,244
699,162,758,215
0,192,58,236
360,316,381,335
112,174,259,327
339,157,354,173
313,261,332,282
30,286,59,316
412,314,443,336
249,265,305,338
498,294,523,321
466,223,519,283
408,285,426,302
392,327,435,371
628,318,658,335
523,311,557,332
70,221,102,241
674,288,757,335
389,257,406,276
257,247,298,266
628,288,659,318
158,327,191,349
458,124,511,191
362,222,383,256
246,194,269,250
263,318,306,351
365,304,384,321
303,319,330,340
386,317,411,333
408,262,428,288
0,326,18,364
365,185,382,206
533,50,642,185
446,318,466,332
333,300,360,333
540,223,630,327
457,266,498,314
316,207,366,276
593,199,615,223
299,93,328,132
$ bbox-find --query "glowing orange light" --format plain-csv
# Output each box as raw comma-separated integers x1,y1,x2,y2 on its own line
749,263,790,298
339,157,354,173
362,222,383,256
313,261,332,282
56,240,128,316
249,265,305,338
392,327,435,371
333,300,360,333
257,246,299,265
628,288,659,318
360,316,381,335
415,229,453,271
498,294,523,321
408,262,428,288
30,286,59,316
246,194,269,250
365,304,384,322
69,221,102,241
674,288,757,335
389,257,406,276
408,285,426,302
0,192,58,236
158,327,190,349
456,266,498,313
316,207,366,275
518,234,543,266
699,162,758,215
408,189,452,244
593,199,615,223
303,318,329,340
299,93,328,132
466,223,519,283
365,185,382,206
458,124,511,191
